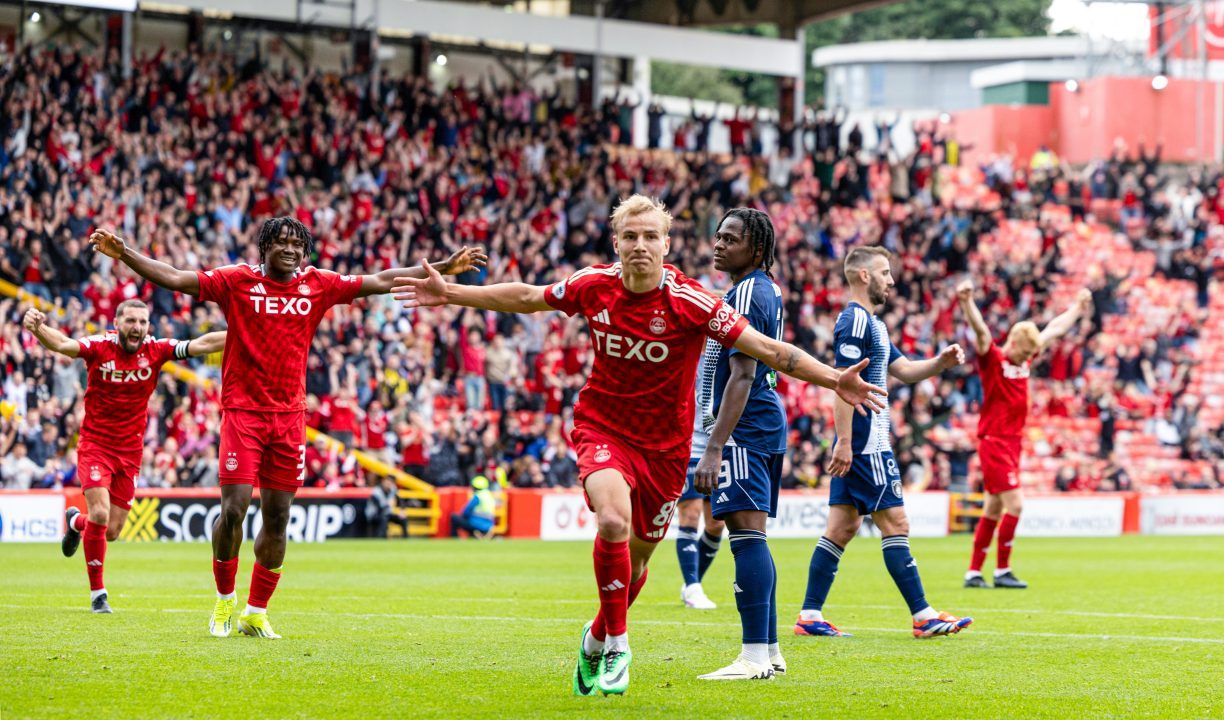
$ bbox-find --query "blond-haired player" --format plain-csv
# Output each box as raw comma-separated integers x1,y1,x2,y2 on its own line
393,194,885,694
957,280,1092,588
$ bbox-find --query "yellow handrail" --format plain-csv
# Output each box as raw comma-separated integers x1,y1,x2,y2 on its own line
2,277,439,532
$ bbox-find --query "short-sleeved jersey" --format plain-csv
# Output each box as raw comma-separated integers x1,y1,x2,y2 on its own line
196,263,362,412
696,269,787,454
833,302,903,456
76,334,186,448
546,263,750,455
977,343,1030,438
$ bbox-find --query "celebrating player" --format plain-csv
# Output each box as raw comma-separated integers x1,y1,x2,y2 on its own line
957,279,1092,589
392,195,885,695
24,302,225,613
795,247,973,640
689,209,788,681
88,221,485,638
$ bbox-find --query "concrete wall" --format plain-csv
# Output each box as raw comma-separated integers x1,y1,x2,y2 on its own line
953,76,1224,166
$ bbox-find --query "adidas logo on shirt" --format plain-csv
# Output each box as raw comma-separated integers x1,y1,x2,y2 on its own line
251,283,267,295
592,308,611,325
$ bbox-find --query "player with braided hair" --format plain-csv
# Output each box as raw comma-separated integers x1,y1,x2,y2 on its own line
686,208,790,679
89,220,486,638
675,207,780,613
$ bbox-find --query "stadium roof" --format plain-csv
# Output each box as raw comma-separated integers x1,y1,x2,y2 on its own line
440,1,898,31
593,0,898,29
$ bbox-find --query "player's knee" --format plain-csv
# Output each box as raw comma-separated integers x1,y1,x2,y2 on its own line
87,507,109,526
677,500,701,526
595,509,631,540
707,517,726,535
218,501,246,530
827,525,857,547
880,516,910,537
1005,501,1023,517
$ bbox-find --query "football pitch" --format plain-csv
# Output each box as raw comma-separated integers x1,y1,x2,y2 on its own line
2,535,1220,719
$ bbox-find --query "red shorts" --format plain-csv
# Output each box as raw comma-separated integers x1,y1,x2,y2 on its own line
573,425,688,544
219,409,307,493
77,438,142,510
979,435,1023,495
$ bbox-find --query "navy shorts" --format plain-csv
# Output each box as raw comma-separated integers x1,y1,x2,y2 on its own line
680,458,707,502
710,446,784,520
829,451,905,516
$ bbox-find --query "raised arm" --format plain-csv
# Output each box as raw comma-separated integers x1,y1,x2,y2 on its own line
889,344,964,384
22,308,79,357
357,246,488,298
731,326,885,414
392,261,553,314
89,229,200,296
1038,289,1092,350
185,331,227,357
955,279,992,355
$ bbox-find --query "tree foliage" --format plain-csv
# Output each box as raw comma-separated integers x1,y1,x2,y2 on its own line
650,0,1053,108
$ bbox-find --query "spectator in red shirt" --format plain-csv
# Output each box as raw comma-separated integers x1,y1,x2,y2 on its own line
461,326,487,412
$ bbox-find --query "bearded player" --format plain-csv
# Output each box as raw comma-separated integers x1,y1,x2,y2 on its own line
393,195,885,696
795,247,972,640
24,302,225,613
957,280,1092,589
89,221,485,637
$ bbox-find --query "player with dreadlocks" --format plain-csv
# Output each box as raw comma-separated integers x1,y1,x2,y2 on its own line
684,208,790,679
89,219,486,638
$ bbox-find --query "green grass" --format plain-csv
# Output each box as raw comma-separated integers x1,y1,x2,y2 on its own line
2,536,1221,719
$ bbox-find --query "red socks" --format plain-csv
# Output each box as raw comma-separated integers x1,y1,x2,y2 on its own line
969,516,998,573
72,512,87,533
590,536,632,640
592,561,649,640
246,563,282,610
996,513,1020,570
83,520,107,591
213,557,239,596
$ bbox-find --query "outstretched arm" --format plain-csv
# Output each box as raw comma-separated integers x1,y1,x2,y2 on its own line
731,326,886,414
185,332,227,357
22,308,79,357
392,261,553,313
955,280,992,355
357,246,488,298
1038,289,1092,350
889,344,964,384
89,229,200,296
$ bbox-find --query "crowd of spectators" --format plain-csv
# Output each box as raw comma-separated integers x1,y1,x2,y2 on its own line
0,44,1220,495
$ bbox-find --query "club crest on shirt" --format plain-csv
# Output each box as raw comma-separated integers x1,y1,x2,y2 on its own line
137,355,150,369
649,317,666,335
298,283,311,295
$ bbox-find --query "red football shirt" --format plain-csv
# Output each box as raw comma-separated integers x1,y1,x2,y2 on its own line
196,264,363,413
77,334,185,449
977,343,1030,439
545,263,749,455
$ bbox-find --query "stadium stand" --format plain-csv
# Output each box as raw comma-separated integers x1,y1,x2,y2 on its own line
0,45,1219,496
